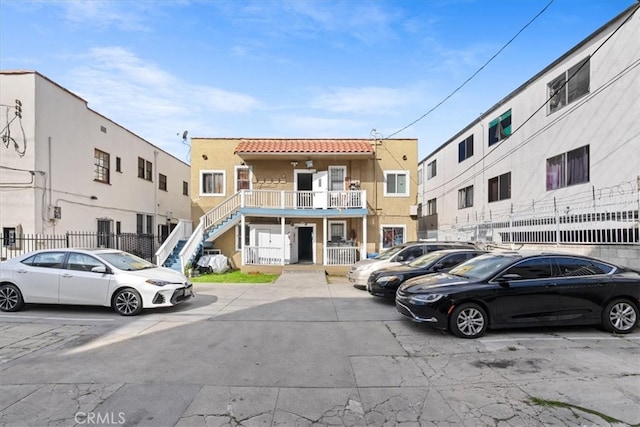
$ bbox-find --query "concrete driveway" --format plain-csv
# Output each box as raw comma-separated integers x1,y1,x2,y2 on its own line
1,270,639,426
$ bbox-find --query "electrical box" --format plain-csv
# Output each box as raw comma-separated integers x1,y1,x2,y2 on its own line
48,205,62,220
409,205,418,216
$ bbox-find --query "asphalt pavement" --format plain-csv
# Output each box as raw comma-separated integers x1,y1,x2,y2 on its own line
1,269,639,426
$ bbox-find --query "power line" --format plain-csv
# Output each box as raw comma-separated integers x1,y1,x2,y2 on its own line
423,3,640,198
385,0,554,139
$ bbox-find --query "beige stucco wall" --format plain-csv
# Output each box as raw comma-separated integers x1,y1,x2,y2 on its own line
191,137,419,267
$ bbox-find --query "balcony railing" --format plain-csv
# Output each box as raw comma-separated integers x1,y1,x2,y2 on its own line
242,190,366,210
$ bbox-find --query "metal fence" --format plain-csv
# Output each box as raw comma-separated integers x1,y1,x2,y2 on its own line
0,232,158,261
419,182,640,246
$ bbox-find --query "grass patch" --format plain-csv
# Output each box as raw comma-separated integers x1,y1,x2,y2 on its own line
528,397,635,425
190,270,278,283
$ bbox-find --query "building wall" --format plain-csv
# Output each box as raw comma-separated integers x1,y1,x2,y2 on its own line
0,71,191,238
418,6,640,263
190,137,418,262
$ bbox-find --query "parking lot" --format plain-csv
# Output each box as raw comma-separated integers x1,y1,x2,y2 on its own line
1,270,639,426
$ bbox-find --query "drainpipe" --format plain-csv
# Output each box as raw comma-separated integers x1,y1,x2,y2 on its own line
49,136,53,234
154,150,158,235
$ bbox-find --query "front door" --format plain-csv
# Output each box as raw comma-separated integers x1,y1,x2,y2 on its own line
298,226,313,262
296,172,313,208
312,171,328,208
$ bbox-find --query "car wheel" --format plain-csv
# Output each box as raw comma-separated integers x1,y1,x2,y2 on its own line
602,299,638,334
449,303,488,338
0,284,24,312
112,288,143,316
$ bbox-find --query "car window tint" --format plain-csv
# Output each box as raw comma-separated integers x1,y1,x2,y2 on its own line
554,257,612,277
441,253,469,268
399,246,423,261
22,252,66,269
67,253,103,272
503,258,553,280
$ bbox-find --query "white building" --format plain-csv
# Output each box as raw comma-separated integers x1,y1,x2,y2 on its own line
0,71,191,259
418,5,640,268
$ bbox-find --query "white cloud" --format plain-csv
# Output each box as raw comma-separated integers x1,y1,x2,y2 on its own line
65,46,259,161
310,86,420,114
59,0,152,32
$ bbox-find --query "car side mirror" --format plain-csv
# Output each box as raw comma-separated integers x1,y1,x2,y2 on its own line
433,263,444,271
496,273,521,285
91,265,108,274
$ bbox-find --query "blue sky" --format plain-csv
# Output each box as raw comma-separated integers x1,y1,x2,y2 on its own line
0,0,634,162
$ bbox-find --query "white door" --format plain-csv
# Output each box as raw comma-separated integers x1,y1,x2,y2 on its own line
313,171,328,208
58,252,112,305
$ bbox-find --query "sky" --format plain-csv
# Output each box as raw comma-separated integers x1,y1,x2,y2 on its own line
0,0,635,163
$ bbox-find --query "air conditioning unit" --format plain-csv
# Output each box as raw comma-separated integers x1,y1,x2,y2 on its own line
48,205,62,220
409,205,418,216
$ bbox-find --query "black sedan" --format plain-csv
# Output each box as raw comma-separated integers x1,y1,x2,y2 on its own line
367,249,485,299
395,252,640,338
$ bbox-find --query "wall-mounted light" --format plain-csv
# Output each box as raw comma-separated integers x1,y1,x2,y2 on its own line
90,195,98,200
291,161,298,167
402,155,407,161
202,154,208,160
305,159,314,168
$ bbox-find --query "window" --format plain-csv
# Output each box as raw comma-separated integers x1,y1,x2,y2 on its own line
235,224,250,250
146,215,153,234
458,185,474,209
94,149,110,184
138,157,152,181
116,157,121,173
328,221,347,242
546,145,589,190
159,173,167,191
328,166,346,191
488,110,512,146
382,225,405,249
2,227,17,247
458,135,474,162
21,252,66,269
427,198,437,215
235,166,251,192
116,221,121,235
136,214,144,234
548,57,590,114
427,160,436,180
67,253,103,272
554,257,613,276
183,181,189,196
502,258,553,280
200,170,225,196
488,172,511,202
384,171,409,196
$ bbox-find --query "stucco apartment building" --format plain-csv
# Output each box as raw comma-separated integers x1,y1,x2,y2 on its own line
176,137,418,274
417,4,640,268
0,71,191,259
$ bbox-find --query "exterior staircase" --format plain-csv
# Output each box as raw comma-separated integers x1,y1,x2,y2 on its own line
163,239,187,272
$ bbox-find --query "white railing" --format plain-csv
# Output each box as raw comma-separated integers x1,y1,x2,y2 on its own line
155,219,193,266
325,246,359,265
241,190,366,210
244,246,285,265
179,221,204,274
201,193,241,230
432,186,639,246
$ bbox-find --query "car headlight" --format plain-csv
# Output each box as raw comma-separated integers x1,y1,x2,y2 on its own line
376,275,401,284
145,279,171,286
409,293,444,303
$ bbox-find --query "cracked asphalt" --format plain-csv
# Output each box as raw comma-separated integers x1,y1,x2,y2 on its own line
1,270,639,426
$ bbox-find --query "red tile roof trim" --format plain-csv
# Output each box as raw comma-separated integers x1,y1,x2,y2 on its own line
234,139,374,154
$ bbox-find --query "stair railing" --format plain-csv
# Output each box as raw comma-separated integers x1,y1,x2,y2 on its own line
154,219,193,266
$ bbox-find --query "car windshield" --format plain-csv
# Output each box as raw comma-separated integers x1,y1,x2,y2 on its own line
98,251,157,271
448,254,518,280
375,245,406,260
407,251,445,268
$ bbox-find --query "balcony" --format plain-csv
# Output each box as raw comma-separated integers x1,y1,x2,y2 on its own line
241,189,366,211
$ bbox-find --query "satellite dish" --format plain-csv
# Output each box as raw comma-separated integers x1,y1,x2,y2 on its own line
182,130,189,140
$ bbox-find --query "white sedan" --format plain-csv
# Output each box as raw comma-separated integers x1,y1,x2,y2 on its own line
0,248,194,316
